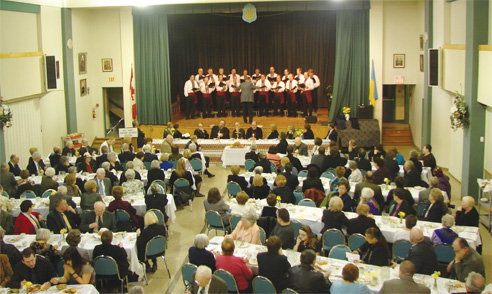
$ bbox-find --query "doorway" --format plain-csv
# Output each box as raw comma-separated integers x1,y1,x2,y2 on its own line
382,84,413,123
103,87,124,136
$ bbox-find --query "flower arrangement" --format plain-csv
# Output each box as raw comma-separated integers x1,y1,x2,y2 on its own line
276,196,282,207
288,128,305,138
24,281,32,291
398,211,405,224
342,107,351,114
60,228,67,234
163,127,175,137
432,271,441,289
450,91,470,131
0,99,13,128
229,141,245,148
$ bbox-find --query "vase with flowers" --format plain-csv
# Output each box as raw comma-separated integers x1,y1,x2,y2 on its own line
342,107,351,121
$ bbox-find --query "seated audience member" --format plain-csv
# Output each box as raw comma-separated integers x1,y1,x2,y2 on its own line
332,180,353,212
432,214,458,245
389,146,405,166
409,150,423,174
266,145,282,171
418,144,437,172
418,177,439,205
368,144,386,161
172,123,183,139
137,211,166,272
266,123,279,139
108,186,144,229
227,165,250,193
94,168,112,196
188,143,215,178
0,252,13,287
14,200,43,234
293,225,321,253
286,145,304,173
257,236,291,292
101,162,118,186
404,160,421,187
324,147,347,170
118,143,135,164
398,228,438,275
355,148,372,172
321,196,348,233
77,153,97,174
159,135,173,154
281,162,299,191
29,228,60,265
310,146,325,171
455,196,479,227
203,187,230,226
448,238,485,282
372,157,390,185
272,175,295,204
9,248,57,289
270,208,295,249
80,201,116,233
187,266,228,294
302,166,324,193
330,263,372,294
384,150,400,181
261,194,278,218
254,152,272,173
47,198,78,233
353,227,390,266
330,166,347,192
303,124,314,139
388,176,415,207
168,145,183,162
169,158,198,198
27,150,46,176
188,234,216,272
245,144,259,164
379,260,431,294
0,226,22,268
276,132,288,154
40,167,58,194
80,180,102,210
95,146,109,168
252,174,270,200
347,139,359,160
16,170,34,198
226,214,261,245
434,167,451,200
422,188,445,223
107,152,123,172
133,152,145,172
9,154,21,177
354,171,384,209
463,272,486,293
249,166,267,186
287,249,331,292
119,162,142,185
347,160,363,184
122,169,144,196
359,187,380,215
143,144,158,163
159,154,173,171
145,182,169,223
147,160,165,190
294,137,308,156
63,229,90,261
232,122,246,139
56,156,72,175
394,215,418,242
389,188,416,217
0,202,14,235
231,191,258,219
216,238,253,292
54,247,95,285
65,174,81,197
93,230,130,278
347,204,379,235
99,138,115,154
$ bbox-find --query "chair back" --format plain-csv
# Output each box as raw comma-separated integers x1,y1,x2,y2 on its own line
80,209,92,221
170,160,178,170
393,240,412,262
360,169,367,178
329,244,351,260
214,269,239,294
326,168,336,176
298,170,308,178
227,181,242,197
174,178,190,188
322,229,345,254
152,180,167,192
22,190,37,199
321,172,335,180
147,183,165,195
114,209,131,222
182,263,198,287
281,289,299,294
434,244,456,266
245,159,255,172
121,162,127,171
144,161,152,171
206,211,229,232
252,276,276,294
94,255,121,278
259,227,266,245
292,167,298,176
269,161,277,174
190,158,203,173
229,215,242,231
417,203,428,218
149,209,166,226
56,258,65,276
1,191,8,197
145,236,166,259
348,233,366,251
303,188,326,207
293,192,303,205
291,221,303,239
298,199,316,207
42,189,56,198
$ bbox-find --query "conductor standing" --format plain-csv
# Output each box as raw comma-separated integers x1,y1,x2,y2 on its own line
236,77,258,124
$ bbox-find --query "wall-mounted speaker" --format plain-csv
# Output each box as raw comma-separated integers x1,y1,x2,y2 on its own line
45,55,57,90
428,49,441,87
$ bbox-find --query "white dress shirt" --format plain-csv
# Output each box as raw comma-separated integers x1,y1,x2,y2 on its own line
184,80,199,97
228,80,241,93
295,74,305,84
272,81,285,93
200,81,216,94
255,79,271,92
303,77,314,91
285,80,298,93
311,74,321,88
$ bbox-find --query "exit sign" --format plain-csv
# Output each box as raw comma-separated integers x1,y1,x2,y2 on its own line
109,77,115,82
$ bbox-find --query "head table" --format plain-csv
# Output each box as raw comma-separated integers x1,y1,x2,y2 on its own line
207,236,467,294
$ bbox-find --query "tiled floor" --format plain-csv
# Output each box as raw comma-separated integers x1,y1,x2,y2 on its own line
130,146,491,293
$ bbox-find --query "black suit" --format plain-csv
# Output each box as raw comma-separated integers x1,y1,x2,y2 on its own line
47,210,79,233
143,152,158,162
287,154,304,173
404,167,421,187
210,126,230,139
96,154,108,167
405,241,439,275
422,201,444,223
266,130,279,139
410,158,423,174
356,157,372,171
257,252,291,292
272,186,295,204
9,256,57,288
49,154,61,168
246,127,263,139
280,172,299,192
254,159,272,173
227,175,249,192
147,169,165,189
389,200,416,217
347,215,378,235
118,151,136,163
93,243,129,277
232,128,246,139
49,194,77,212
245,151,259,163
8,162,21,176
287,264,331,293
80,211,116,233
55,163,72,175
276,139,288,154
62,147,76,156
325,129,337,142
190,273,228,294
384,158,400,181
27,158,45,176
193,129,209,139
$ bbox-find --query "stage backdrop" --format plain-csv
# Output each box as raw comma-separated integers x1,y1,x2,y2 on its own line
167,11,336,112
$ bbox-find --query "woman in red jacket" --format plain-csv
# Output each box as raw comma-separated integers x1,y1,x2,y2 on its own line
14,200,43,234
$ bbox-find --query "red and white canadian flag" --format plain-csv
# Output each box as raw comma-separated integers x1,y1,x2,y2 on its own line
130,65,136,119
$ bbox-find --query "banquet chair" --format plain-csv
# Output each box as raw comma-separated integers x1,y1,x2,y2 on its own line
293,192,304,205
121,162,127,171
170,160,177,170
259,227,266,245
393,240,412,262
348,233,366,251
42,189,56,198
56,258,65,276
326,168,336,176
227,181,242,197
270,161,277,174
298,170,308,178
321,172,335,180
291,221,303,239
229,215,241,231
93,255,128,294
173,178,193,211
281,289,299,294
148,209,166,227
322,229,345,255
113,209,132,231
298,199,316,207
434,244,455,266
143,161,152,171
147,184,165,195
145,236,171,278
214,269,239,294
417,203,428,218
151,180,167,193
245,159,255,172
181,263,198,287
190,158,203,175
205,211,230,236
1,191,8,197
21,190,37,199
329,244,351,260
80,209,92,221
252,276,276,294
292,167,298,176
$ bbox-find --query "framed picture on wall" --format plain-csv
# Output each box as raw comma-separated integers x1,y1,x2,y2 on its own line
419,34,424,51
420,54,424,72
78,53,87,74
102,58,113,72
393,54,405,68
80,79,87,96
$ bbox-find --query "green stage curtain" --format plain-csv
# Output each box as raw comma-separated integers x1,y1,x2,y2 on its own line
133,14,172,125
328,9,369,122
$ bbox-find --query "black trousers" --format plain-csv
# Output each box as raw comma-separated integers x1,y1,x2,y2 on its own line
231,95,241,117
287,95,297,117
202,97,211,118
253,92,259,110
258,94,269,116
185,96,196,119
296,91,303,114
216,94,226,117
272,94,282,116
242,102,254,123
312,88,318,112
303,94,313,116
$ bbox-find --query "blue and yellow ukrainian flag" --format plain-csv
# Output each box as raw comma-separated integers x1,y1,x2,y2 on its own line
369,59,378,107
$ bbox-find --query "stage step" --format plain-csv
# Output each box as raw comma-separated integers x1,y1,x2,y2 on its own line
382,123,413,146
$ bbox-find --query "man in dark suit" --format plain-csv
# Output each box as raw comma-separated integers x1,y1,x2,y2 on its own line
94,168,112,196
325,123,337,142
186,265,228,294
286,146,304,173
287,249,331,293
27,151,46,176
119,143,135,163
93,230,130,278
294,137,308,156
0,163,17,197
81,138,98,155
355,148,372,171
347,204,379,235
397,228,438,275
49,186,77,212
49,146,62,169
210,120,230,139
80,201,117,233
245,144,259,163
280,163,299,191
96,145,109,168
9,248,57,289
310,146,326,171
354,171,384,209
380,261,430,294
8,154,21,176
143,145,158,162
246,121,263,139
47,198,78,233
404,161,422,187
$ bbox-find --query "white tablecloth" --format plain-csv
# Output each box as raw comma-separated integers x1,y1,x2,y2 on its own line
4,232,144,279
207,237,467,294
28,170,149,187
10,197,82,218
240,172,332,195
221,146,251,167
1,285,99,294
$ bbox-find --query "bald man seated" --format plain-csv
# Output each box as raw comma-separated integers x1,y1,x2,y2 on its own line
393,228,438,275
79,201,116,233
185,265,228,294
380,260,430,293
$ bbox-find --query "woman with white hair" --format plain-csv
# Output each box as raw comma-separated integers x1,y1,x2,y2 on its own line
455,196,479,227
41,167,59,193
27,150,47,176
107,152,123,172
321,196,348,233
29,228,61,264
359,187,380,215
147,160,165,190
188,234,216,271
347,160,363,184
226,213,261,245
122,169,144,195
431,214,459,245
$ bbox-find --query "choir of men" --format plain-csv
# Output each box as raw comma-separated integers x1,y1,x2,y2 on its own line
184,67,320,119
